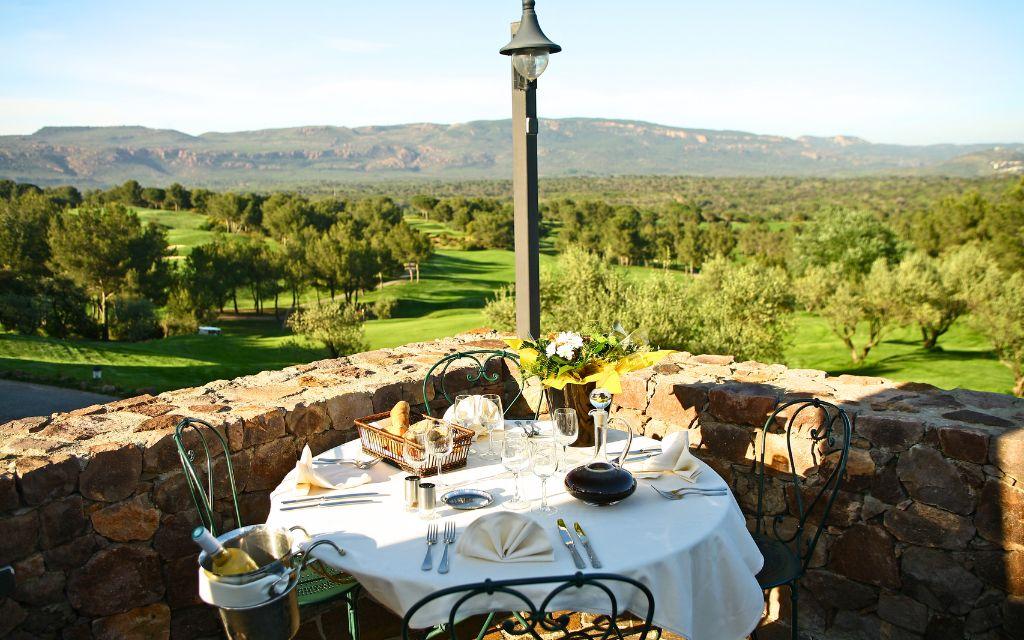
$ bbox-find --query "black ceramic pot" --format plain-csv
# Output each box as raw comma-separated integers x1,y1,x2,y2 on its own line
564,461,637,506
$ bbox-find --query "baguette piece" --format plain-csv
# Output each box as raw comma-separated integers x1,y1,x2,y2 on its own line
389,401,410,436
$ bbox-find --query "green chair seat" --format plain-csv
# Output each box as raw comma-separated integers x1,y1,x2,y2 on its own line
298,564,360,607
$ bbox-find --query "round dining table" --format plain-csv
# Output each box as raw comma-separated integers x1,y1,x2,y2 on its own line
266,427,765,640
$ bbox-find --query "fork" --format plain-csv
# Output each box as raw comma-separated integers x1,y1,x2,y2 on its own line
438,521,456,574
651,486,728,500
313,457,382,469
421,523,438,571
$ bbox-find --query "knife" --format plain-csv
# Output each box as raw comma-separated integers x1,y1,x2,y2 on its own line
556,519,586,570
281,492,381,505
573,522,602,569
280,498,379,511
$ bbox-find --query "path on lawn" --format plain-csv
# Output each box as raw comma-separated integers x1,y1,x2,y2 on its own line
0,379,116,423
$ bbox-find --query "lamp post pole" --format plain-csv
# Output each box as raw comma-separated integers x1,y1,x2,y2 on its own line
510,22,541,340
500,0,559,339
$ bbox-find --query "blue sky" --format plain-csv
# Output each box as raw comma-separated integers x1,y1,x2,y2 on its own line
1,0,1021,144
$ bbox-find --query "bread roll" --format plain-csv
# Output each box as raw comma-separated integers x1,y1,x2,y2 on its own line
389,401,410,436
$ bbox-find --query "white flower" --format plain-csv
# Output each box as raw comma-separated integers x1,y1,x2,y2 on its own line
546,331,584,361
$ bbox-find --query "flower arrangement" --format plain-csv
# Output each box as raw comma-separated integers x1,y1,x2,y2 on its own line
505,326,672,393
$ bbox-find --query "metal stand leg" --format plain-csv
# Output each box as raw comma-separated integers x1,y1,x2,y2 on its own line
790,583,798,640
475,612,496,640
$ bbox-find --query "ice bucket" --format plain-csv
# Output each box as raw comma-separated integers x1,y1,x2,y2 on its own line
198,524,344,640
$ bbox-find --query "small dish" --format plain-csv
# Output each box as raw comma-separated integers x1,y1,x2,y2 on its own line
441,488,494,510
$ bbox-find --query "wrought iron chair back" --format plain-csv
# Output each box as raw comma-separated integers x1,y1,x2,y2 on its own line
753,398,852,574
173,416,241,535
401,573,655,640
423,349,542,419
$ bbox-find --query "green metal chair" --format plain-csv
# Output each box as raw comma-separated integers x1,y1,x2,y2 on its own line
174,417,361,639
749,399,852,640
422,348,543,420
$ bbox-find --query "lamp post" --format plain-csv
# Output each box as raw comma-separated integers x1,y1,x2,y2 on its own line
500,0,560,339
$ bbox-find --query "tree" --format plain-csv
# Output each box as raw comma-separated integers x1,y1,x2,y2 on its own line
466,209,514,251
702,222,737,260
287,303,366,357
970,270,1024,396
110,180,144,206
140,187,166,209
890,252,966,349
798,259,899,364
48,204,170,340
793,209,902,277
43,185,83,209
165,183,192,211
0,192,58,276
410,195,438,219
689,258,794,362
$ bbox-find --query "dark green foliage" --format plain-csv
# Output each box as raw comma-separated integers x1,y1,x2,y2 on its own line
109,297,162,342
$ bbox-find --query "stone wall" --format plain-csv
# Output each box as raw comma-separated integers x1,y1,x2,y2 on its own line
614,355,1024,639
0,332,1022,639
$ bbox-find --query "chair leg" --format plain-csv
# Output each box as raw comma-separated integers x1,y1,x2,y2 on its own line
347,586,361,640
790,583,798,640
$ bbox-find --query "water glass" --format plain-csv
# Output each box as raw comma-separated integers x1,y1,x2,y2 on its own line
501,429,531,511
453,394,475,454
425,423,454,486
553,408,579,459
402,432,428,478
480,394,504,459
531,437,560,514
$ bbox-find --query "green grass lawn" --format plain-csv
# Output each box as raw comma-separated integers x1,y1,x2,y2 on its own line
0,212,1014,396
134,208,216,259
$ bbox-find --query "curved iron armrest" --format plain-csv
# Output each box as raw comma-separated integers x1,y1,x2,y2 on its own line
423,349,545,420
753,398,853,576
401,572,656,640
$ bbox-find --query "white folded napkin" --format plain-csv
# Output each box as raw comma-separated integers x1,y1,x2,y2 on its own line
290,445,370,496
456,512,554,563
627,430,702,482
198,566,284,608
443,395,501,437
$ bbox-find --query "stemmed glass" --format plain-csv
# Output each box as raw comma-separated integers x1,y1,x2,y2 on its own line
453,394,475,454
553,408,579,461
425,422,454,487
531,437,560,514
480,394,504,460
501,429,531,511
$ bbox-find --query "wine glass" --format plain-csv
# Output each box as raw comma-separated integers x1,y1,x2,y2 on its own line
553,408,579,460
452,394,476,454
531,437,560,514
480,394,504,460
425,422,454,487
501,429,531,511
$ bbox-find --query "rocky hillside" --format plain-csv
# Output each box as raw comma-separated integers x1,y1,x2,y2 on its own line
1,118,1021,187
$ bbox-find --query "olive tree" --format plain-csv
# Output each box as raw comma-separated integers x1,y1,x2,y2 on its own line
287,303,367,358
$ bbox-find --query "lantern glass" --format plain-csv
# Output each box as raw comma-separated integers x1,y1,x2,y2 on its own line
512,50,549,81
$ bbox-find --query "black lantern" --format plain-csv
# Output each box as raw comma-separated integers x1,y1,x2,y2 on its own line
499,0,562,81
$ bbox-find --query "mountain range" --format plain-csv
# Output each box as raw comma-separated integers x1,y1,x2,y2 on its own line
1,118,1022,188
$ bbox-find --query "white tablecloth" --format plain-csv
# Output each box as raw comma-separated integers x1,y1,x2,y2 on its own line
266,433,764,640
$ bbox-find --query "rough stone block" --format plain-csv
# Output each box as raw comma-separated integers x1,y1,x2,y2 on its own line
976,479,1024,550
648,380,709,427
896,445,975,515
371,379,425,412
38,494,89,549
153,511,208,561
15,453,79,505
326,391,374,431
163,555,202,609
228,408,287,451
92,602,170,640
246,437,298,491
855,415,924,451
0,597,27,638
708,383,779,427
43,534,98,571
800,569,876,610
923,614,965,640
79,442,143,502
67,545,163,617
0,470,19,511
697,420,752,463
615,372,653,411
938,425,989,464
1004,596,1024,640
991,428,1024,481
901,546,982,615
135,413,185,432
0,510,39,565
973,549,1024,597
829,524,900,589
883,501,975,550
13,569,66,606
871,462,907,505
285,402,331,437
91,495,160,542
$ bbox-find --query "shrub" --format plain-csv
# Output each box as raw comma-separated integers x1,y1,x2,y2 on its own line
372,297,397,320
109,297,162,341
287,303,366,357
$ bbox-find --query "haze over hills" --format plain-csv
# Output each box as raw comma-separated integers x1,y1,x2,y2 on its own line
1,118,1022,188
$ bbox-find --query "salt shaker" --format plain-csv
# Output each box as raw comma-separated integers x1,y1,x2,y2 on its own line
404,475,421,511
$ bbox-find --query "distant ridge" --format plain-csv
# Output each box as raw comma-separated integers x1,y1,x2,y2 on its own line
1,118,1021,188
